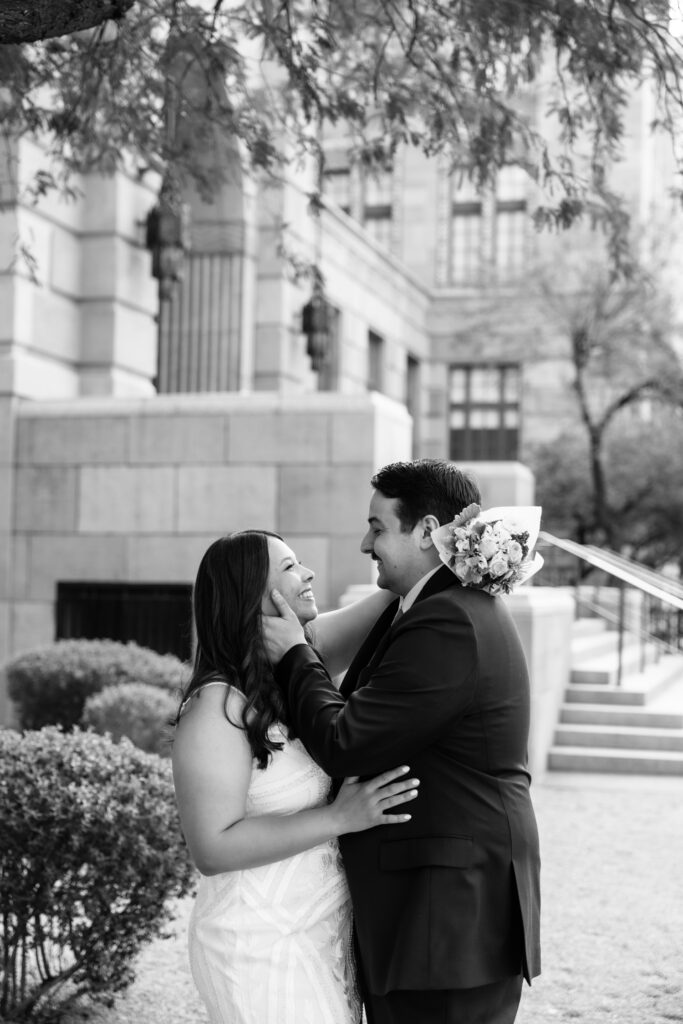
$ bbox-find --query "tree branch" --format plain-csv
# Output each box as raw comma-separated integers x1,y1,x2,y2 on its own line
0,0,136,44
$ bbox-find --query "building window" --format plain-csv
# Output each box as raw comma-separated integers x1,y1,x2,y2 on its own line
449,174,484,285
363,204,393,249
323,167,352,215
56,581,193,661
445,166,528,286
367,330,385,392
363,168,393,250
448,364,520,460
323,148,394,250
494,165,528,283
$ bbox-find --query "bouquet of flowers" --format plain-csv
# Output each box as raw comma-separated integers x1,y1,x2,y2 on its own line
431,504,544,596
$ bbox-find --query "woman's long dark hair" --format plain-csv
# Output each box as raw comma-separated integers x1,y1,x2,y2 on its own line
176,530,289,769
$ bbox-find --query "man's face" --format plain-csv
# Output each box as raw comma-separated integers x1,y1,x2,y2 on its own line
360,490,428,596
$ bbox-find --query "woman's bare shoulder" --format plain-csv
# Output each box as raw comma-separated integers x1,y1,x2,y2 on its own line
177,680,246,727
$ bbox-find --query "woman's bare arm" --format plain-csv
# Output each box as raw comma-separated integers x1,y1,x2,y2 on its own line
309,588,396,678
171,684,417,876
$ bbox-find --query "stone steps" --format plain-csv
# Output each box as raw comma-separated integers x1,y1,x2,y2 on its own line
561,703,683,730
570,635,661,687
548,746,683,775
553,723,683,752
547,618,683,775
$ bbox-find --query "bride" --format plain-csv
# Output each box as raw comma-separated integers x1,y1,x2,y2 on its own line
172,531,419,1024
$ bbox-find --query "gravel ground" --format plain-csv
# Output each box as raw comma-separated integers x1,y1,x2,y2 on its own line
81,771,683,1024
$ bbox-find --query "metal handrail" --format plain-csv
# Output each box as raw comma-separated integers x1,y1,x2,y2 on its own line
538,531,683,687
539,532,683,612
581,545,683,601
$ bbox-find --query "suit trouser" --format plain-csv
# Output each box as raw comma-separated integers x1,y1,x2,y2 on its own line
362,974,524,1024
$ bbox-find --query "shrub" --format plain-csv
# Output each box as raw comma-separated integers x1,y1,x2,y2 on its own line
6,639,189,731
81,682,178,757
0,727,196,1022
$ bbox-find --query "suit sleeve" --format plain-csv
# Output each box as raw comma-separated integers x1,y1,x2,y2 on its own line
274,597,478,777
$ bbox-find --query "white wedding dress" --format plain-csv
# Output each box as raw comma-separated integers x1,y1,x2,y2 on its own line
187,707,361,1024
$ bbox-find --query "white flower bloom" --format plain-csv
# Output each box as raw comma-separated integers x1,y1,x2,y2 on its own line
489,554,510,578
507,540,524,564
478,534,498,559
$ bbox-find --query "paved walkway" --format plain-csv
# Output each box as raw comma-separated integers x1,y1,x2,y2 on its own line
518,771,683,1024
83,771,683,1024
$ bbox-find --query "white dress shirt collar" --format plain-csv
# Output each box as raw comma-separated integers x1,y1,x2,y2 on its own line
397,565,441,615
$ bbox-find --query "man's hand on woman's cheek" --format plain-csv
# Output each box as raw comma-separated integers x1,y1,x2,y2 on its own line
262,589,307,664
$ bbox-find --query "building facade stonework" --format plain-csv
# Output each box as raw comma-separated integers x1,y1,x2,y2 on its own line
1,83,679,728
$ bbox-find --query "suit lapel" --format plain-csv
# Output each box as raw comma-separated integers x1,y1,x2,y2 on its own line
340,598,399,699
340,568,459,698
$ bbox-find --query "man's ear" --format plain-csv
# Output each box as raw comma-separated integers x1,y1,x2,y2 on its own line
419,514,441,548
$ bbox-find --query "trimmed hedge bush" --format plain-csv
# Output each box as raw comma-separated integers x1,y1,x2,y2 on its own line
0,726,196,1022
81,682,178,757
6,639,189,731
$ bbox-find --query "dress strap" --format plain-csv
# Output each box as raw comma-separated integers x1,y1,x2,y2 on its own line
178,679,234,716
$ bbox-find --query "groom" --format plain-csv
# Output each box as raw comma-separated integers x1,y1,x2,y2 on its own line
264,459,541,1024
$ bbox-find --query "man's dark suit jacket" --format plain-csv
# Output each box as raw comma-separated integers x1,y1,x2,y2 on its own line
274,565,541,997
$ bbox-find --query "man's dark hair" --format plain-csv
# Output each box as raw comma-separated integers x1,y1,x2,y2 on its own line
371,459,481,531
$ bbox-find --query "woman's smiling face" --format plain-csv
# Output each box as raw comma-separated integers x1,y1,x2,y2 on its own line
262,536,318,624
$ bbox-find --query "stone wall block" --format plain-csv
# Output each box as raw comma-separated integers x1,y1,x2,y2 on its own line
79,466,176,533
0,466,12,533
330,411,374,464
9,275,80,357
10,535,29,601
10,602,55,659
80,303,157,377
0,210,18,277
372,399,413,470
228,412,330,464
0,528,10,603
17,414,130,465
14,466,78,532
327,538,376,607
3,348,80,401
253,325,290,382
26,535,129,599
79,365,156,398
82,169,157,238
130,414,226,465
177,466,278,533
81,235,156,313
126,534,217,583
279,465,370,534
48,221,82,297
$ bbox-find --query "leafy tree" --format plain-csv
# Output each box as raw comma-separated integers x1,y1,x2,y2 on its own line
531,245,683,567
533,412,683,572
1,0,683,248
540,252,682,540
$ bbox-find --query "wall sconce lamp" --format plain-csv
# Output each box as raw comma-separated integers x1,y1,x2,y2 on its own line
302,275,331,373
145,187,190,301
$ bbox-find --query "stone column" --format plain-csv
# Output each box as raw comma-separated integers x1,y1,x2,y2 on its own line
79,171,159,396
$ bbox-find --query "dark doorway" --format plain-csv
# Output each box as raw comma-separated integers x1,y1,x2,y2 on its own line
56,582,193,661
